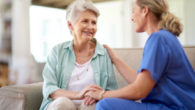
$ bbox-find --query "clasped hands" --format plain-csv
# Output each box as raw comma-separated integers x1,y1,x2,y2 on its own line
76,85,105,105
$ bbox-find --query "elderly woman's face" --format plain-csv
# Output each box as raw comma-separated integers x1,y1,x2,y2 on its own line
72,10,97,42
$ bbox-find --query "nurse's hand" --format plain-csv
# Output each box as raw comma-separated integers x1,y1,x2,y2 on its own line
104,44,118,64
75,85,102,100
85,89,105,100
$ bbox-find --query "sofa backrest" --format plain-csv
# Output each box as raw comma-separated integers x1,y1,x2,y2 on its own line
113,46,195,88
36,46,195,88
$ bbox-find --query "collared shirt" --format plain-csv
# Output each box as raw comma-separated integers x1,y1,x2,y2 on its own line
40,41,118,110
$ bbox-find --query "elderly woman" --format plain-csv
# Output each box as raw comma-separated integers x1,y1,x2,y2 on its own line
39,0,118,110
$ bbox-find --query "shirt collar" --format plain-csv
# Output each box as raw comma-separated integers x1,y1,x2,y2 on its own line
63,40,74,50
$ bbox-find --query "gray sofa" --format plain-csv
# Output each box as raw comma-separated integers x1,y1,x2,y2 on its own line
0,47,195,110
0,82,43,110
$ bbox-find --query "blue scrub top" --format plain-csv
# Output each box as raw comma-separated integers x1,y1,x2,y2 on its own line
138,30,195,109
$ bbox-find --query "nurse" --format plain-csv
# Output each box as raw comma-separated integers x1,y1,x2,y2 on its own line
85,0,195,109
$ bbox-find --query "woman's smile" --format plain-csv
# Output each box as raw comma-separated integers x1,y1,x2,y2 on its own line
82,30,94,38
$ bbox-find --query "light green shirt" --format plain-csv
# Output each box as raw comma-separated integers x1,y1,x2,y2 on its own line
40,41,118,110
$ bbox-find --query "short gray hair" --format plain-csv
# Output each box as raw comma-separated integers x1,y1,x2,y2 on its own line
66,0,100,24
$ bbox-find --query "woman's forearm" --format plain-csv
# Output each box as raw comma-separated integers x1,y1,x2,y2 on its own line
50,89,79,100
102,84,141,100
102,71,155,100
113,56,137,83
104,44,137,83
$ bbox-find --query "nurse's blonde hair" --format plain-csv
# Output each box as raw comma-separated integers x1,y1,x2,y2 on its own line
136,0,183,36
66,0,100,24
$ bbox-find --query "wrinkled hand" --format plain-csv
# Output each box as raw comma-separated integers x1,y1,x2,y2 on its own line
85,88,105,100
83,85,103,105
84,96,96,105
103,44,117,64
75,85,102,100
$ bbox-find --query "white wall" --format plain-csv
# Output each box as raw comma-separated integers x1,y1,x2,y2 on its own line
185,0,195,46
122,0,148,48
95,1,124,48
122,0,134,48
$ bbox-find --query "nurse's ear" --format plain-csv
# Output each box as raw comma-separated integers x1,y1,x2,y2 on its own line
141,6,150,17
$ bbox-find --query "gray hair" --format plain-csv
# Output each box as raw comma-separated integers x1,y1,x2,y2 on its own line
66,0,100,24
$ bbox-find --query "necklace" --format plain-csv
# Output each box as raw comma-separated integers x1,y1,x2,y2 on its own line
77,76,80,80
75,60,91,80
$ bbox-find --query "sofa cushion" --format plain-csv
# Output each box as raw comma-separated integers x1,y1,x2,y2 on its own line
0,82,43,110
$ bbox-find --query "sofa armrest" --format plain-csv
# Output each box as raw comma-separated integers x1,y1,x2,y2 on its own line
0,82,43,110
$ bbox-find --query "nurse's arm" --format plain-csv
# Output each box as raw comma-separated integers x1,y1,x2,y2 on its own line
112,56,138,83
104,44,137,83
103,70,155,100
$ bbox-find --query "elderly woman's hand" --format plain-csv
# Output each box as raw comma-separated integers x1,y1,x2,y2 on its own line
84,96,96,105
80,85,103,105
83,85,103,105
75,84,102,100
85,89,105,100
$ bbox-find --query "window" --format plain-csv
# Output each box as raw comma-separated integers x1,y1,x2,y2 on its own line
30,6,71,62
